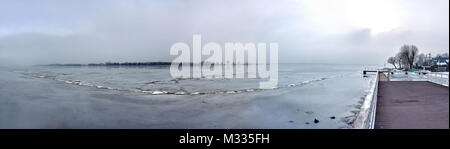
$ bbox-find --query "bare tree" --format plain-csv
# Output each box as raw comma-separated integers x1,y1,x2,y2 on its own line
397,49,410,68
415,53,425,67
399,45,411,68
409,45,419,68
398,45,419,69
387,56,397,68
395,53,404,68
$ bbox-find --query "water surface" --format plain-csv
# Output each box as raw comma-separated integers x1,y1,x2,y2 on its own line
0,64,376,128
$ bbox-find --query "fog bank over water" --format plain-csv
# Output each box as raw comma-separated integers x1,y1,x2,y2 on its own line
0,0,448,66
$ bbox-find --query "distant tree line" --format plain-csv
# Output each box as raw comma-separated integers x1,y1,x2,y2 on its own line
44,61,252,67
87,62,172,66
387,44,449,70
44,62,172,66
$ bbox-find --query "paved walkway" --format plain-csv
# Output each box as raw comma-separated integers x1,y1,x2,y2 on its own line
375,81,449,129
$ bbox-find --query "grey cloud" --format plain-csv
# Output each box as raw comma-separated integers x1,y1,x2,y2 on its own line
0,0,448,66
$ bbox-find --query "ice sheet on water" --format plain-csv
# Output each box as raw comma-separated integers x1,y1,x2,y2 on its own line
22,64,350,96
25,71,336,96
2,64,377,128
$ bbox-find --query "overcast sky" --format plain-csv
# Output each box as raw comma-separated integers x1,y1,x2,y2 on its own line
0,0,448,65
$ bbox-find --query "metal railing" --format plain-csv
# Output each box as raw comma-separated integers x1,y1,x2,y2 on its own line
427,72,449,79
425,72,449,87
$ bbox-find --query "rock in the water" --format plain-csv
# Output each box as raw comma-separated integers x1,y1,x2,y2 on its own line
289,120,294,123
314,118,320,123
330,116,336,119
